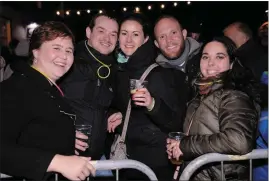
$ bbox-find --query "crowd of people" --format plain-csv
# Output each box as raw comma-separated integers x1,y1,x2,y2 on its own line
0,11,268,181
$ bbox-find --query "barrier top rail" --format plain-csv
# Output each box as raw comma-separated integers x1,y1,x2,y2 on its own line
179,149,268,181
1,159,158,181
90,159,158,180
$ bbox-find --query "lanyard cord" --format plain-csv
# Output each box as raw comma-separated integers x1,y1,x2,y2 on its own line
84,40,111,79
31,66,64,97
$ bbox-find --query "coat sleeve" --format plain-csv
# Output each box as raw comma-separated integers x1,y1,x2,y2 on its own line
146,96,185,132
0,89,56,179
180,91,258,160
146,70,188,132
258,110,268,144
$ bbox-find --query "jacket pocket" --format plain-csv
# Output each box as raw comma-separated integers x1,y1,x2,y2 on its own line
96,81,114,108
138,125,166,146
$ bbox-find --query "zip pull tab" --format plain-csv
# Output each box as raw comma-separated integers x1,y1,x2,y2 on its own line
60,110,76,125
97,79,101,87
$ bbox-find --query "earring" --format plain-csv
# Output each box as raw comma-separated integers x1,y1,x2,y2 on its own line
34,59,37,63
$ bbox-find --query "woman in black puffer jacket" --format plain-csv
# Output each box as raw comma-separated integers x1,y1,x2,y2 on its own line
167,36,261,180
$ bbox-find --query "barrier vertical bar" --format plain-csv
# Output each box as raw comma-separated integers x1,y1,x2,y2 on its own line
221,161,224,180
116,169,119,181
249,159,252,181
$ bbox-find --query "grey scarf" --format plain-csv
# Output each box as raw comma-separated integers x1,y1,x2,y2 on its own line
156,37,201,72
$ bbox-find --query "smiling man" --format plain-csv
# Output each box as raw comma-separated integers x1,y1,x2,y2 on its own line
154,15,201,86
59,13,122,162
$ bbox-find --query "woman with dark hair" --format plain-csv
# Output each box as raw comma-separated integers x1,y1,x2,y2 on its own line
167,36,260,180
109,13,188,180
0,21,95,180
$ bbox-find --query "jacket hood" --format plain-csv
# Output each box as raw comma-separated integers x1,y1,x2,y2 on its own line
156,37,201,71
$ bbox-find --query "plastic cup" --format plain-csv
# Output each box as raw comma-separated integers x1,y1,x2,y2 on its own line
130,79,148,94
76,124,92,156
168,132,186,165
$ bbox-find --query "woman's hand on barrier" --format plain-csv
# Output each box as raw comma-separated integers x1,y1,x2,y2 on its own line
132,88,153,108
48,155,96,180
75,132,89,154
166,138,182,160
107,112,123,133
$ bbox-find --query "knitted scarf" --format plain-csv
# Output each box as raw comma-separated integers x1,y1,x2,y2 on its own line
194,73,225,95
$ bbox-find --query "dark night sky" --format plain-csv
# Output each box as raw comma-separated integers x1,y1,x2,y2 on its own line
3,1,268,42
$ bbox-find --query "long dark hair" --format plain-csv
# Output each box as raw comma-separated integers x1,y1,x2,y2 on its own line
224,60,262,105
198,36,262,105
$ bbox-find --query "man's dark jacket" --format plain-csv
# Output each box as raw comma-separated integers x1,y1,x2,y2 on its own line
60,40,116,160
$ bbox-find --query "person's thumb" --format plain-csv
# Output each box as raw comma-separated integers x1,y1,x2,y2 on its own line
80,157,91,161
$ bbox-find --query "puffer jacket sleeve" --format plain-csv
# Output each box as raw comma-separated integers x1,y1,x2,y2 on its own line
180,90,258,160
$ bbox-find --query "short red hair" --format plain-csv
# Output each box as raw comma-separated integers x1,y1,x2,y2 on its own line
29,21,75,64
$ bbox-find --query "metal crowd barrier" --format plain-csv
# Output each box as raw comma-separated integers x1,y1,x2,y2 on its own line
179,149,268,181
1,159,158,181
89,159,158,181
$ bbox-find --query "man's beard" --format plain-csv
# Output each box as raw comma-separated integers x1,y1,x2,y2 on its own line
160,45,185,60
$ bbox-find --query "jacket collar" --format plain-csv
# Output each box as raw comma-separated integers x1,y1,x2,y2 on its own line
11,60,60,95
235,38,262,58
116,39,157,72
76,40,116,67
156,37,201,72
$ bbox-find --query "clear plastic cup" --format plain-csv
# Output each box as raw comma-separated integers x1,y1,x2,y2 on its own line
168,132,186,165
76,124,92,156
130,79,148,94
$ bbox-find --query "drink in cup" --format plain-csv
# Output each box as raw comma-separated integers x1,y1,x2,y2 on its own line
130,79,148,95
130,79,148,107
76,124,92,156
168,132,186,165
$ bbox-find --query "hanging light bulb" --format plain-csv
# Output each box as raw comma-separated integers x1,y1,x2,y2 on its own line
135,7,140,12
148,5,152,10
77,11,80,15
123,7,127,11
87,10,90,13
99,10,103,14
174,2,177,7
56,11,60,15
66,11,70,15
161,4,165,9
187,1,191,5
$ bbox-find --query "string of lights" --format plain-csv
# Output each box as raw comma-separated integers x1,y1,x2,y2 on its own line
56,1,192,16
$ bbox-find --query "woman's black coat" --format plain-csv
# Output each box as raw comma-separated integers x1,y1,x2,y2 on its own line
110,39,189,179
0,61,75,180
